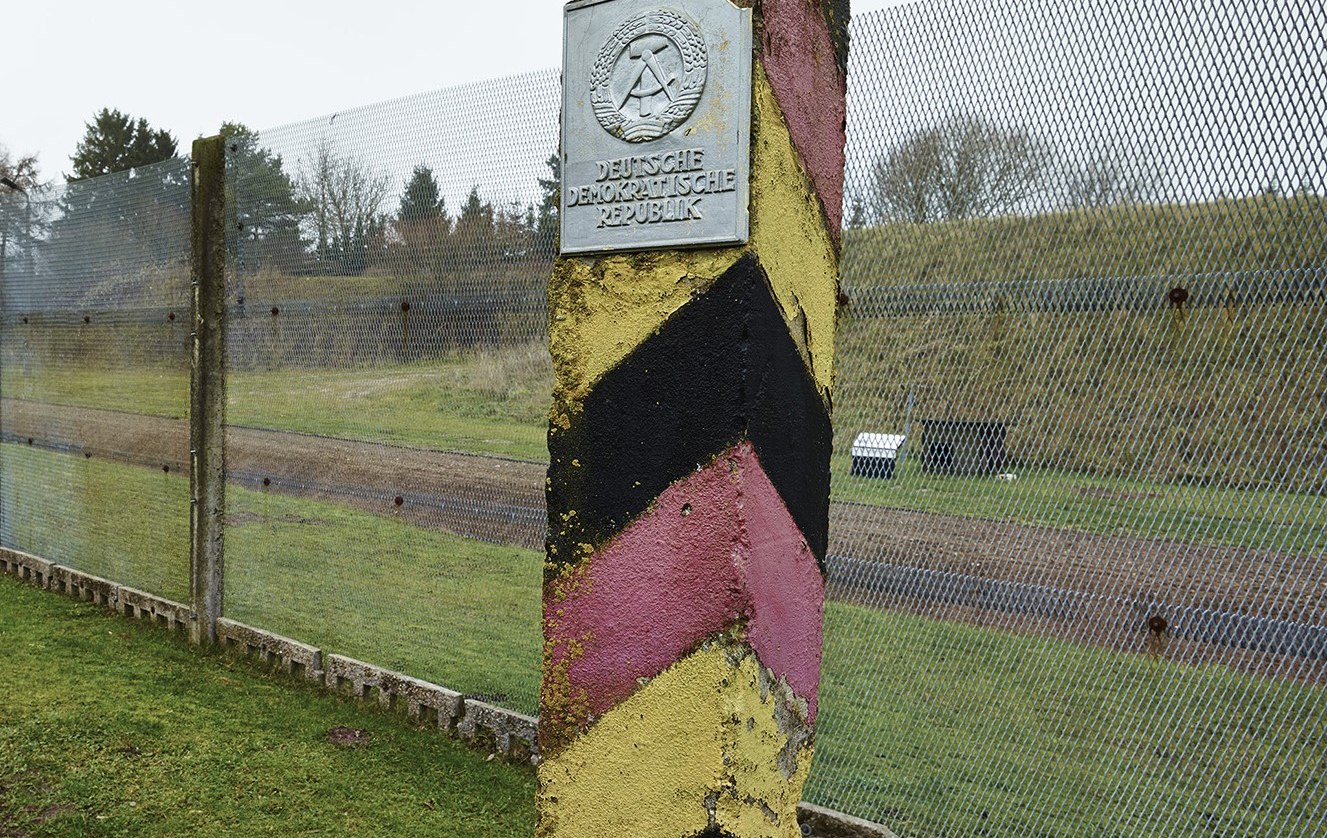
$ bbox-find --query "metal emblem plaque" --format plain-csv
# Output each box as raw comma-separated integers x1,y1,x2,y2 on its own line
561,0,752,255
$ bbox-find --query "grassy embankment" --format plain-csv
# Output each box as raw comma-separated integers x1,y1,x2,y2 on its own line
0,572,535,837
5,448,1321,834
3,195,1323,549
3,446,1324,836
836,194,1327,493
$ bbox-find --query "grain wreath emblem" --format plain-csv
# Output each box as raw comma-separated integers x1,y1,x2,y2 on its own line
590,9,709,143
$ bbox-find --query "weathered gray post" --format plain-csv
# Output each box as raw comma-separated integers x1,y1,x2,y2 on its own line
189,135,227,646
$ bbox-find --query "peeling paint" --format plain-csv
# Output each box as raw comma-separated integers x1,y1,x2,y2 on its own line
537,640,812,838
540,1,843,831
757,0,848,235
546,256,833,569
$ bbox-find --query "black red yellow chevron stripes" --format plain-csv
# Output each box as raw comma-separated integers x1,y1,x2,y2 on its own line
540,2,847,835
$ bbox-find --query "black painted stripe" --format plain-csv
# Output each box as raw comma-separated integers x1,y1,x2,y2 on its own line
546,254,832,572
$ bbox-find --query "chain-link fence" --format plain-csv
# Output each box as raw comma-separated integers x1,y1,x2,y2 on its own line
808,0,1326,834
1,158,193,601
2,0,1324,833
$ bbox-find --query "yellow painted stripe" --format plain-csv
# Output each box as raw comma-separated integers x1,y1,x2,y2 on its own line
549,246,745,408
550,61,838,406
746,61,839,399
536,641,813,838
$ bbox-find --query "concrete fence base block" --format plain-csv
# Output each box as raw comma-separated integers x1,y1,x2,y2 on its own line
217,618,324,681
456,700,539,764
116,587,194,632
798,803,899,838
0,547,54,588
48,566,121,608
323,654,469,739
378,670,465,732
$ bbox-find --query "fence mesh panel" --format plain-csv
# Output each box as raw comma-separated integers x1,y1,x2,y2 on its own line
0,159,193,600
220,72,559,715
2,1,1324,832
808,1,1327,834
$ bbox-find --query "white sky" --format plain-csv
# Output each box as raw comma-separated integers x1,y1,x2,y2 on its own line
3,0,913,180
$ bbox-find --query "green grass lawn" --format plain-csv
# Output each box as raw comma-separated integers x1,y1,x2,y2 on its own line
0,444,190,601
0,443,543,714
810,603,1327,837
223,483,543,713
0,573,535,837
2,350,550,462
832,458,1327,555
5,447,1324,836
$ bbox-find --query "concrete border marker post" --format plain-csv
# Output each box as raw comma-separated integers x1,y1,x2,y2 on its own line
189,135,227,646
541,1,849,835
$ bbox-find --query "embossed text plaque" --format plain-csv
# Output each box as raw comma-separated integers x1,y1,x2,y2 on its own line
561,0,752,255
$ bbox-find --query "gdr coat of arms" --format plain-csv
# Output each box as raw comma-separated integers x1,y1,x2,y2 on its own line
590,9,709,143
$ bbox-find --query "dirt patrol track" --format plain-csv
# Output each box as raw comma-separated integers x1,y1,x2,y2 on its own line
3,398,1323,677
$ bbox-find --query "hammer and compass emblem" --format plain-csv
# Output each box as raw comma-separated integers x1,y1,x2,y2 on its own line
591,9,708,142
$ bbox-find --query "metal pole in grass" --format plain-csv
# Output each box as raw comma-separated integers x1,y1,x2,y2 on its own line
189,136,227,646
540,0,848,834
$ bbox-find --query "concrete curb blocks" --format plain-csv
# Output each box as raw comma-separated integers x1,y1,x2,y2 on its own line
321,655,537,763
324,654,467,738
217,618,324,681
797,803,899,838
378,670,465,732
117,587,193,632
0,547,54,588
456,699,539,764
47,565,120,607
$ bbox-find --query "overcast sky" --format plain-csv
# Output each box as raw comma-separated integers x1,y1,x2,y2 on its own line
4,0,912,180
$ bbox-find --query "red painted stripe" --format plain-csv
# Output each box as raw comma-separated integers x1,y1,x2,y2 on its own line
759,0,848,237
544,443,823,736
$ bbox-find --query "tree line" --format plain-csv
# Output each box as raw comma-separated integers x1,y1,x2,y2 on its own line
6,105,1232,290
848,114,1154,227
1,109,562,298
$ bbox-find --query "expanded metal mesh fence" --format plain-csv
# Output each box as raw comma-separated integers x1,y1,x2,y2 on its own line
220,72,559,715
809,1,1327,834
0,159,193,601
3,1,1325,832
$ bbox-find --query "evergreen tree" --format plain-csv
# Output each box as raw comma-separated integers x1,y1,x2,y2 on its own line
398,165,446,221
52,110,184,295
452,186,496,266
534,153,560,256
389,165,451,280
68,109,178,181
221,122,305,282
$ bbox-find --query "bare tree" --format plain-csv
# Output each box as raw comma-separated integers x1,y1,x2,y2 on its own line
1,146,48,268
297,142,391,275
871,115,1051,223
1061,156,1152,209
1,146,42,192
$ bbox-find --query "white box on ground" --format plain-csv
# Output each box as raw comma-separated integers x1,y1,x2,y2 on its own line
851,433,907,479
